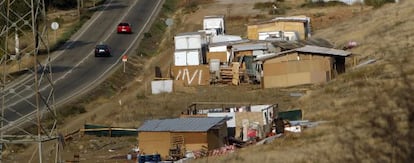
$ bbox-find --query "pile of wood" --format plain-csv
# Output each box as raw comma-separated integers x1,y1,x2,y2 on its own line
218,62,244,85
168,135,185,160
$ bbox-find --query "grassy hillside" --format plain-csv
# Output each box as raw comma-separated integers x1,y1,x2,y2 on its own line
195,1,414,163
10,0,413,162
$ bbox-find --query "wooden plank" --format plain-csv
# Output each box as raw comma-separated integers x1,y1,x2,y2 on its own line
232,62,240,85
207,52,227,63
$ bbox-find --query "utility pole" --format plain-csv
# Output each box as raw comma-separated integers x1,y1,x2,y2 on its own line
0,0,12,161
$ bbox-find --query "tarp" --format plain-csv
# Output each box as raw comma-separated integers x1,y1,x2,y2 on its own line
277,109,302,121
83,124,137,137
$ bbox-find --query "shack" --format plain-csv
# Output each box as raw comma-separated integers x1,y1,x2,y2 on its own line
247,16,311,41
137,117,228,160
255,45,352,88
203,15,225,35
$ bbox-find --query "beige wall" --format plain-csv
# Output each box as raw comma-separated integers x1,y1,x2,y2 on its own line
206,52,227,63
248,21,306,40
138,126,228,159
262,53,333,88
138,132,171,157
173,132,208,152
170,65,211,86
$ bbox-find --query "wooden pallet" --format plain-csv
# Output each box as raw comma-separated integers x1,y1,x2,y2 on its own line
218,62,243,85
169,135,185,160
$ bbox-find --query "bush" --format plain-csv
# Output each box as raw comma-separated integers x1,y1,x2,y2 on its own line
52,0,77,10
60,105,87,116
136,0,179,57
253,2,274,9
364,0,395,8
301,0,347,8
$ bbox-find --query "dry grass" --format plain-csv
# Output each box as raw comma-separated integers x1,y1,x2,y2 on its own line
195,1,414,163
8,0,414,162
65,1,413,162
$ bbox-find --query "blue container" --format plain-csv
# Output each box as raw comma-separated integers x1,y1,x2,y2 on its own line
153,154,161,161
138,155,146,163
144,155,153,161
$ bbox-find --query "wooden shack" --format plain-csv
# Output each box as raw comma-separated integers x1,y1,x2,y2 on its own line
137,117,227,160
255,45,351,88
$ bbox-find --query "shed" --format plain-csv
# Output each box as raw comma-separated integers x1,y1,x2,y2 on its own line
255,45,351,88
247,16,311,40
203,15,225,35
137,117,227,160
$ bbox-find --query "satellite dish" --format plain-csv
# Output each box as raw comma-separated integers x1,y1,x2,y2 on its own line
165,18,174,27
51,22,59,30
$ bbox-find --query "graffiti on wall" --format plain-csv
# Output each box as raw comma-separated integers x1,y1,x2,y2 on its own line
175,69,203,85
171,65,210,86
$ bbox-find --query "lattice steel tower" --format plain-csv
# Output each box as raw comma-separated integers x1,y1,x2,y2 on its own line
0,0,59,162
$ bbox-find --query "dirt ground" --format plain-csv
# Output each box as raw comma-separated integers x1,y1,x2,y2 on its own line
6,0,373,162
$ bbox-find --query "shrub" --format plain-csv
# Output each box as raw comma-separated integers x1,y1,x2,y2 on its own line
365,0,395,8
52,0,77,10
253,2,274,9
301,0,347,8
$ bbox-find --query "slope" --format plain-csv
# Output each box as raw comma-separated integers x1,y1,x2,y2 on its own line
197,1,414,162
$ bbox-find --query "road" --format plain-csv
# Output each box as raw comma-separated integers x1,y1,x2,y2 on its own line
0,0,163,133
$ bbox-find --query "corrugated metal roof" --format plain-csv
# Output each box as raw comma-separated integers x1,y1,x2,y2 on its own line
204,15,224,19
296,45,351,57
250,16,309,25
175,32,205,37
137,117,225,132
209,39,250,47
232,42,269,51
271,38,334,50
254,51,292,62
255,45,351,62
211,35,242,43
300,38,334,48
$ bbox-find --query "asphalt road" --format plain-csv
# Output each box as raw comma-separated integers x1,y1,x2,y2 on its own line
1,0,163,133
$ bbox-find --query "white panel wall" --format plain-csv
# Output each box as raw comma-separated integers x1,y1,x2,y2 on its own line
151,80,173,94
174,50,201,66
209,45,227,52
186,50,200,66
174,34,206,50
208,112,236,127
174,51,187,66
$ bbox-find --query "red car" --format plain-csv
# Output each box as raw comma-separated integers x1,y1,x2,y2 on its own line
117,22,132,34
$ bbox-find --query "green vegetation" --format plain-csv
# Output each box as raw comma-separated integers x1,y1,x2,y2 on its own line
301,0,395,8
300,1,348,8
49,0,77,10
313,12,326,18
253,2,289,15
253,2,274,9
59,104,87,117
182,1,200,14
365,0,396,8
51,9,93,51
136,0,179,57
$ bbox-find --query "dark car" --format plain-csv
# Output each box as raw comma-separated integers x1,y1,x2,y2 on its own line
117,22,132,34
94,44,111,57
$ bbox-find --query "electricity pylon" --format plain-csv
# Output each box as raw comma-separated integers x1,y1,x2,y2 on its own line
0,0,60,162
